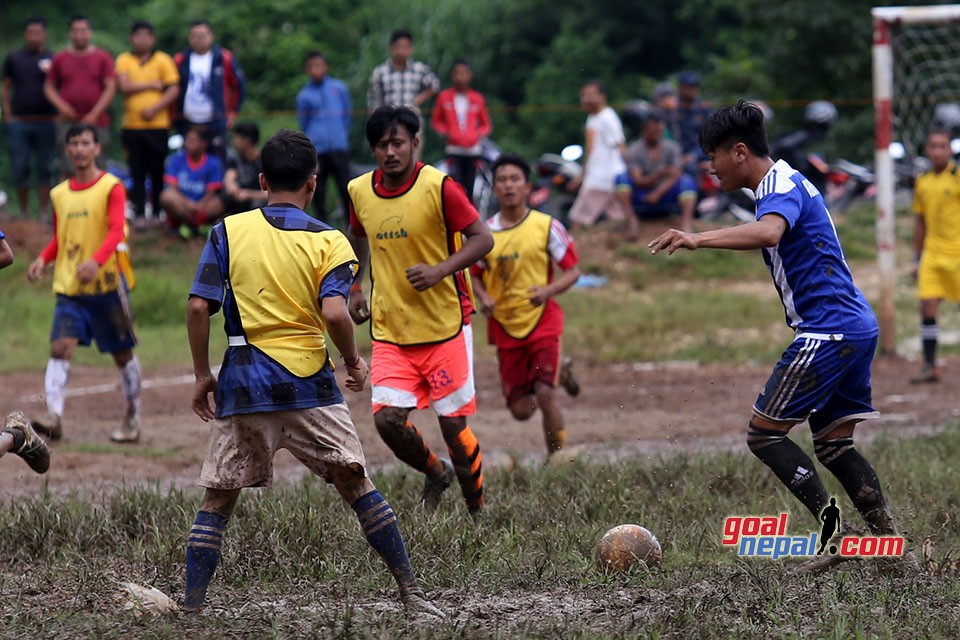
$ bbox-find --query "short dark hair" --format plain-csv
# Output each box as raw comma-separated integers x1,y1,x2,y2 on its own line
365,105,420,147
491,153,531,183
452,58,471,70
131,20,154,34
927,127,951,141
69,15,90,28
186,124,210,145
190,20,212,31
65,123,97,143
232,121,260,144
261,129,317,192
390,29,413,45
582,79,606,96
303,50,325,65
24,17,46,30
699,100,770,157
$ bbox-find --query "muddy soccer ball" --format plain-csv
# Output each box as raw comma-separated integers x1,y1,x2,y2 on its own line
596,524,662,572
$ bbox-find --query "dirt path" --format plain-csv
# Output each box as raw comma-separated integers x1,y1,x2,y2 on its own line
1,352,956,495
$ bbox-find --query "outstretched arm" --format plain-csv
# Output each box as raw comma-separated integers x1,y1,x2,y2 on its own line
649,213,787,255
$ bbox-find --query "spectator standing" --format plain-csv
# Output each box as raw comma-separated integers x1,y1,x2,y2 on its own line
221,121,266,215
567,80,636,235
173,20,245,162
367,29,439,160
44,15,116,173
115,20,180,228
431,59,492,200
296,51,351,222
2,17,57,218
676,72,711,174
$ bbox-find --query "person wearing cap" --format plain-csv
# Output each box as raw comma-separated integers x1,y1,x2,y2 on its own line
617,108,697,232
676,72,712,174
651,82,680,143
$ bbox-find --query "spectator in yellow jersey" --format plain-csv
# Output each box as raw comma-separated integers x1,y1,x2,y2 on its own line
470,153,582,458
115,20,180,228
347,106,494,515
26,123,142,444
911,128,960,383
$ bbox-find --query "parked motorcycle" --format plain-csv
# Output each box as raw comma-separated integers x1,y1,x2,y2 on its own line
530,144,583,227
436,138,501,219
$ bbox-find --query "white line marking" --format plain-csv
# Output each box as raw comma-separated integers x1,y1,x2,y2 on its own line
13,366,221,404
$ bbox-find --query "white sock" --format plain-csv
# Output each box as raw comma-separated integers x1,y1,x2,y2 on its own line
120,356,142,420
44,358,70,417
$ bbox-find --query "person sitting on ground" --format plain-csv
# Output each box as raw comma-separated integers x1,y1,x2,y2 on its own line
159,125,224,237
617,109,697,233
221,121,265,215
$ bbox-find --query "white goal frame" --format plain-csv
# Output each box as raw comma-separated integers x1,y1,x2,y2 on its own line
872,4,960,353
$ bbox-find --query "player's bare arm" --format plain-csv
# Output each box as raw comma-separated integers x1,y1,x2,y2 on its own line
649,213,787,255
405,217,494,291
529,263,581,307
321,295,368,393
187,295,217,422
345,225,371,324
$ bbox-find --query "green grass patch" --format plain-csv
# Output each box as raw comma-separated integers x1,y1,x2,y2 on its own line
2,428,958,638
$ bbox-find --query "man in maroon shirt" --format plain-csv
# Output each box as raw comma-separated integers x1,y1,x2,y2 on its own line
44,15,116,173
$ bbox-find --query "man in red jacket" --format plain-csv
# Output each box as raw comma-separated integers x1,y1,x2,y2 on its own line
431,59,491,200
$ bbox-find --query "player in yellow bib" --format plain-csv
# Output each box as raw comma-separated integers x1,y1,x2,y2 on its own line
347,106,494,515
911,129,960,383
27,123,141,443
470,154,581,457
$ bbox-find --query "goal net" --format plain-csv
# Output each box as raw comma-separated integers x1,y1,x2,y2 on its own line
872,4,960,353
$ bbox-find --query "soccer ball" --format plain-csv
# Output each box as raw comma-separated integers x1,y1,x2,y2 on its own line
596,524,662,572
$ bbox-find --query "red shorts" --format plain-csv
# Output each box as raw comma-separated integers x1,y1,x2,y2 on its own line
497,335,561,406
371,324,476,417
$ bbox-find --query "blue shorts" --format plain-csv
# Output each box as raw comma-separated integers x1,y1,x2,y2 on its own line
753,334,879,437
51,287,138,354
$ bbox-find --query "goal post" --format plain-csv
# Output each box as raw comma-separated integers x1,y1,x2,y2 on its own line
872,4,960,354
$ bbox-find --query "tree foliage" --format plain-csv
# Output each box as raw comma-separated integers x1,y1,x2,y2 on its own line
0,0,946,164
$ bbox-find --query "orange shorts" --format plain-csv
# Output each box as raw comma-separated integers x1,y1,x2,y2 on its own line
371,323,476,417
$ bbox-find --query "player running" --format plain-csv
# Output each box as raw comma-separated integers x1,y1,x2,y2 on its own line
27,123,142,444
347,105,494,515
183,129,443,617
469,153,581,457
910,128,960,383
649,101,911,573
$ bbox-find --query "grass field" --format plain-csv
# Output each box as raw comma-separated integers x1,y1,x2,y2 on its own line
3,203,960,637
2,428,959,638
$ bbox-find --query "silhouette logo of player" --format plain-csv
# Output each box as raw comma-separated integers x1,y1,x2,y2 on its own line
817,497,841,555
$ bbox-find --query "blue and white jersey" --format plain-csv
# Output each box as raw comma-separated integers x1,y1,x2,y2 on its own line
754,160,878,339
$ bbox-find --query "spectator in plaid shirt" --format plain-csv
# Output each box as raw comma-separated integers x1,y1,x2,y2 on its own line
367,29,439,159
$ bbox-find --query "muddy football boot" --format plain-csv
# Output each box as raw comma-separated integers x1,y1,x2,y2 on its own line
5,411,51,473
558,355,580,397
420,458,455,512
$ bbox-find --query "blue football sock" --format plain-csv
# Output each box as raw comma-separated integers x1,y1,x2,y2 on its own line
351,490,420,596
184,510,228,609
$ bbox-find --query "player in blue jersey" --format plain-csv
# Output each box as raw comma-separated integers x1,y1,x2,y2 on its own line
649,101,912,573
184,129,444,617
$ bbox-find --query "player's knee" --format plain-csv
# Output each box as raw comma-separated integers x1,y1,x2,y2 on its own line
373,406,408,437
201,488,240,519
746,421,787,456
509,398,536,421
534,384,556,408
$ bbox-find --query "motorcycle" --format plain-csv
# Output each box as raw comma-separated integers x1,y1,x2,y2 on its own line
529,144,583,227
436,138,501,219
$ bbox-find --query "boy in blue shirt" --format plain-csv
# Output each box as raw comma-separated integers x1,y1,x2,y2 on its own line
650,101,911,573
159,125,224,237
